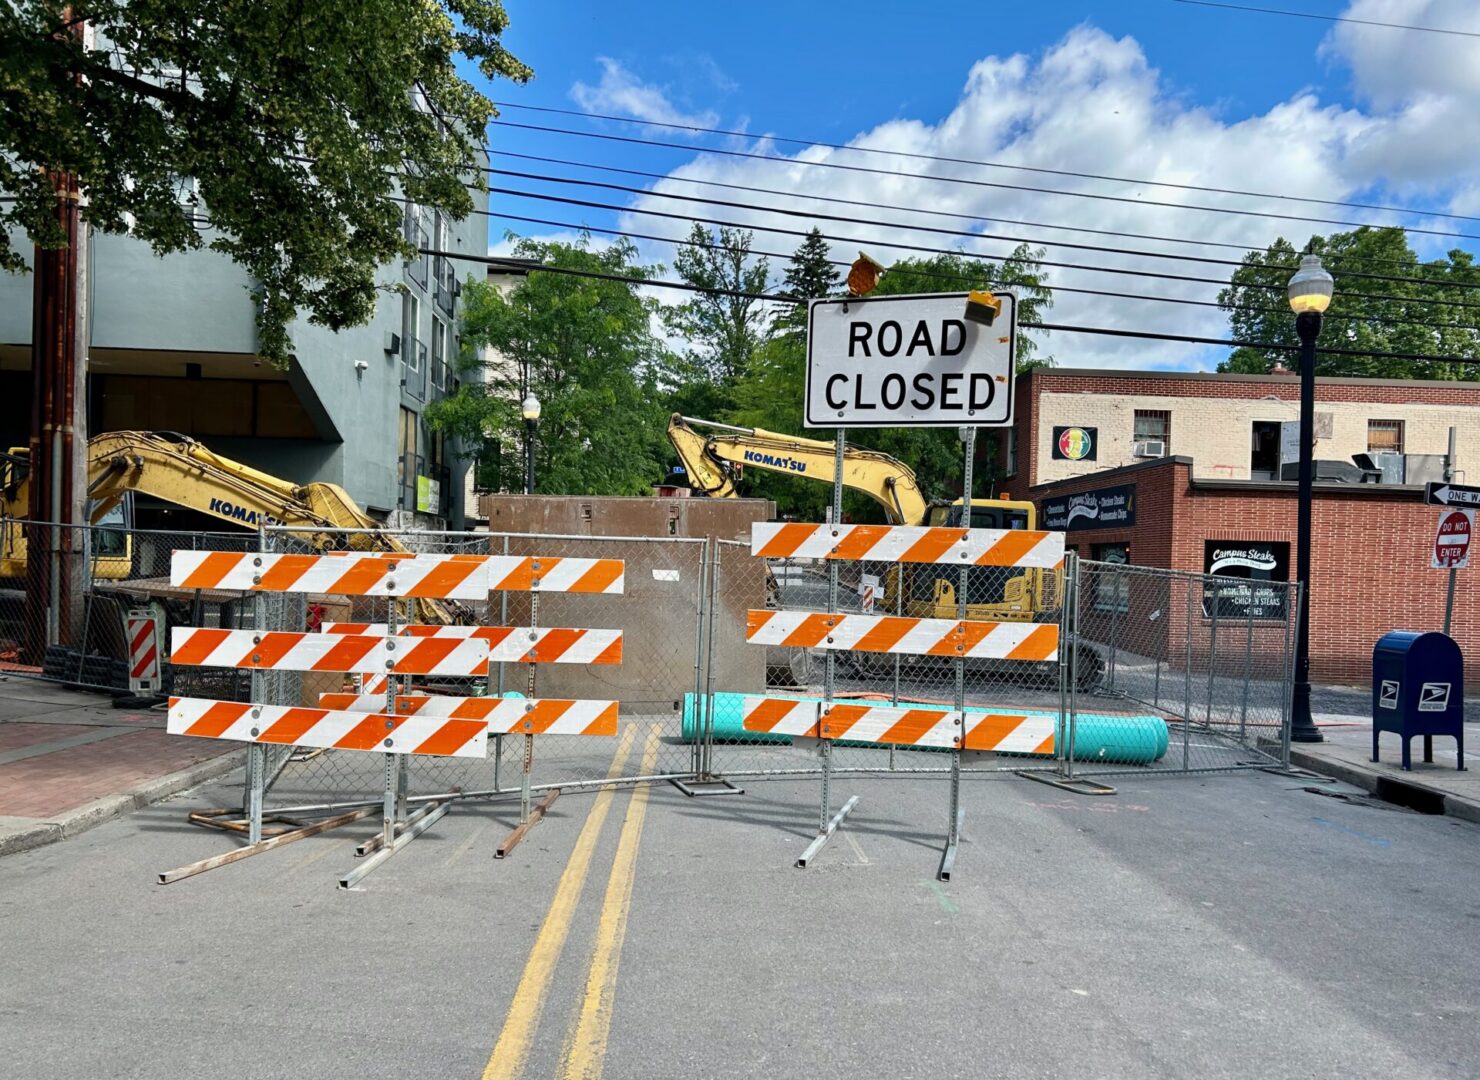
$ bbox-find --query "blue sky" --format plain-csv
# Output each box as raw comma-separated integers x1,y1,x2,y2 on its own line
469,1,1480,369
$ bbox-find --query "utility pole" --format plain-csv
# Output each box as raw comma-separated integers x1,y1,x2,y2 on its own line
24,11,87,661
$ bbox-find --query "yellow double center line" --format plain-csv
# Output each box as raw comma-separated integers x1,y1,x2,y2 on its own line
481,727,661,1080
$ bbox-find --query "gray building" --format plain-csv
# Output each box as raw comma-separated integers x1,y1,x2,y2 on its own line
0,175,488,530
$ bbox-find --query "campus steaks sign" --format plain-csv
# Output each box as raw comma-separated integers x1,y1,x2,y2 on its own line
1041,484,1136,532
804,292,1017,428
1202,541,1290,620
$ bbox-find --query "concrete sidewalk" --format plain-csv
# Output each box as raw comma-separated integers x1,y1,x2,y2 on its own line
1295,699,1480,823
0,677,241,857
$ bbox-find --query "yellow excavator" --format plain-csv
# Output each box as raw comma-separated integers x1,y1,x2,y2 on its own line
1,431,463,624
667,414,1057,617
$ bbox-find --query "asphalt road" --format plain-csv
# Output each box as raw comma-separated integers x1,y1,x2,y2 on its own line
2,752,1479,1079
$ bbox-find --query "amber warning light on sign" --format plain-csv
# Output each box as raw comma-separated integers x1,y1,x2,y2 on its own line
804,292,1016,429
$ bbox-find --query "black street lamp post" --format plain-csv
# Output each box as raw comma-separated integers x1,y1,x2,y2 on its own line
1287,254,1335,744
521,393,541,495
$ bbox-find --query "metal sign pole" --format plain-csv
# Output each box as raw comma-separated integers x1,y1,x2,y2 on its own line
796,428,857,868
940,427,974,881
381,589,399,850
1445,426,1458,636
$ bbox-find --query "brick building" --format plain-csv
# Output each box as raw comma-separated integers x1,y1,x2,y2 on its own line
989,370,1480,684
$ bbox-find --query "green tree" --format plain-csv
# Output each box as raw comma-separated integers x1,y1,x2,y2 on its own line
663,224,772,416
428,235,670,496
1217,227,1480,379
0,1,530,364
772,227,840,336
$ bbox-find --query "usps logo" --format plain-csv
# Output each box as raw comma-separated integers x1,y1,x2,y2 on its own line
1378,680,1399,710
1418,682,1451,712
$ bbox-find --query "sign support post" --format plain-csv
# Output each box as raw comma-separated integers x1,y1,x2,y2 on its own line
797,430,858,868
1445,426,1457,636
940,427,973,882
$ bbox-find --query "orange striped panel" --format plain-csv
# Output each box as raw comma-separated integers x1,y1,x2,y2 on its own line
830,525,893,560
753,522,819,559
174,552,242,590
169,629,230,666
1004,624,1059,662
176,698,247,738
743,698,817,735
850,616,917,653
411,718,487,756
405,559,486,598
258,707,334,745
974,531,1047,567
962,714,1038,751
897,528,966,564
570,559,624,593
335,712,405,751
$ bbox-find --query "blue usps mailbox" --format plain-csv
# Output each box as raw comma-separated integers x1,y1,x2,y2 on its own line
1372,631,1465,771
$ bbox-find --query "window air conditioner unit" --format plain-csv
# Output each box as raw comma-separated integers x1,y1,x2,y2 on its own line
1132,440,1166,458
384,331,401,356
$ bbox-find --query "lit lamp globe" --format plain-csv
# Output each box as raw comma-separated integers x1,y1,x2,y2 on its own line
1287,254,1334,315
521,394,541,422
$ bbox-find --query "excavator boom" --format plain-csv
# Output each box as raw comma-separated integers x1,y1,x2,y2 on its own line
666,414,929,525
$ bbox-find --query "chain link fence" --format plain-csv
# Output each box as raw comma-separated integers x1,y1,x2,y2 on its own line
1,520,259,696
6,520,1296,817
1067,559,1296,777
253,528,711,815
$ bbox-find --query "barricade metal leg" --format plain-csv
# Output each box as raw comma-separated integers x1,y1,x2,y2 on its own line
797,433,856,868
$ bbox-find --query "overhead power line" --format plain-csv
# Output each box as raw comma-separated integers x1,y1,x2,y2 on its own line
490,148,1468,281
490,100,1480,225
469,204,1480,336
482,163,1480,295
1172,0,1480,38
477,180,1480,314
419,244,1480,368
488,119,1480,245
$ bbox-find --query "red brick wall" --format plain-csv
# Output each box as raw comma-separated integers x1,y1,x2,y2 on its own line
1033,458,1479,685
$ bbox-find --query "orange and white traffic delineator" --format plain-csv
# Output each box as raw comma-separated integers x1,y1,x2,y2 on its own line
751,522,1064,568
168,696,488,758
169,627,490,675
745,609,1059,661
741,696,1057,754
126,610,161,693
323,622,624,665
317,693,619,736
170,551,626,597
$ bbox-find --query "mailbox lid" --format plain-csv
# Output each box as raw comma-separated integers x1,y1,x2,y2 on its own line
1372,630,1463,718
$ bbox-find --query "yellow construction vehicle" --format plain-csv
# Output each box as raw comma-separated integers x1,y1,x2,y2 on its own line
1,431,463,623
667,414,1057,618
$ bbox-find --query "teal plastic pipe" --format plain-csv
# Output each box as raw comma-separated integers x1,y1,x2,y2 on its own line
681,692,1169,765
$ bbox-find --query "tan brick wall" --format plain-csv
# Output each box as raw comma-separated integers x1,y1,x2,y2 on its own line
1034,391,1479,485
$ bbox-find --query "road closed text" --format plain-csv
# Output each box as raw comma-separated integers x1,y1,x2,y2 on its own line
805,293,1016,428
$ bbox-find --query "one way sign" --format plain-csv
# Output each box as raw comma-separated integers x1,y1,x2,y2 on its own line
1426,482,1480,508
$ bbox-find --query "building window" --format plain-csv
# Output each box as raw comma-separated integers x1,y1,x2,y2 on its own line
403,294,420,371
431,318,446,390
1367,419,1403,454
1093,543,1130,613
1005,428,1017,477
1133,410,1170,456
398,407,419,507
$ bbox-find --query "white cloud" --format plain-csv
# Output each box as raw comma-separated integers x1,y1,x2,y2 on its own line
596,17,1478,371
570,57,720,128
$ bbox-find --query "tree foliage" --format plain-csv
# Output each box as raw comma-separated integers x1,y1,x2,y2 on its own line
0,0,530,364
1218,228,1480,379
662,223,772,410
428,235,670,496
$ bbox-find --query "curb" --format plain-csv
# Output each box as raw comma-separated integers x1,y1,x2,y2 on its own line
1289,747,1480,827
0,749,245,859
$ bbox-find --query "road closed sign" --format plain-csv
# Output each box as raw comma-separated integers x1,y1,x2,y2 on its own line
805,292,1016,428
1432,508,1473,569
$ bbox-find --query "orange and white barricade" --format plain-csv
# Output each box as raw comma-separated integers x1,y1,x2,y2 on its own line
159,546,627,886
742,517,1066,875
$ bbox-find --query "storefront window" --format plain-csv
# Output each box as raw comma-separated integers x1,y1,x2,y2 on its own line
1093,543,1130,613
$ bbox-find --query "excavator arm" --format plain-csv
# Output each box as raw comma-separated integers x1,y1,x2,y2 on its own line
33,432,462,623
666,414,929,525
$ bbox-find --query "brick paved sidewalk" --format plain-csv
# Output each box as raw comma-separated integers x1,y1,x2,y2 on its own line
0,678,241,855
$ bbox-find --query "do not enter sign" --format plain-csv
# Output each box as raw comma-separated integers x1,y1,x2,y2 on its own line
1432,509,1473,569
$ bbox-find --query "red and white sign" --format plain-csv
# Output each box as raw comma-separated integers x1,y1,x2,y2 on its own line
1432,509,1473,569
127,612,160,691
